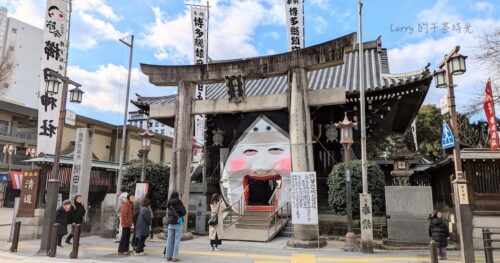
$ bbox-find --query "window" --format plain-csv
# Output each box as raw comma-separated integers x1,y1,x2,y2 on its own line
0,120,8,135
149,122,153,127
11,28,17,33
139,120,143,127
155,122,159,127
161,129,165,134
397,161,407,170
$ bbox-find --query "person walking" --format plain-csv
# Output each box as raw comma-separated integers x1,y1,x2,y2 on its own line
134,198,152,255
115,187,128,243
118,193,135,256
55,200,71,247
65,195,86,244
209,193,226,251
165,191,186,262
429,211,449,260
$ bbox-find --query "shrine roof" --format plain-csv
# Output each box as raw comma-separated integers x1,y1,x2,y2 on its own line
132,38,432,108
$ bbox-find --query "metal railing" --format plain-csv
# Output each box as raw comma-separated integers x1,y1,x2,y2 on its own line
483,228,500,263
224,185,249,230
266,202,290,240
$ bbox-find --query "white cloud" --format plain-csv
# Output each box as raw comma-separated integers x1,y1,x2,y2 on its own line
475,2,494,12
67,64,175,113
6,0,126,50
140,0,286,62
389,0,500,115
312,16,327,34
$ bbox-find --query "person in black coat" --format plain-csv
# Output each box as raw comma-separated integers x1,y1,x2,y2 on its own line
429,211,449,260
55,200,72,247
65,195,86,244
134,198,152,255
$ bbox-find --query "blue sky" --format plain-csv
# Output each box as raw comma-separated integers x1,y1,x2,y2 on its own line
3,0,499,124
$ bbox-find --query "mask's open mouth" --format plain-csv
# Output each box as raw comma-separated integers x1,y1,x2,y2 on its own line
243,175,281,211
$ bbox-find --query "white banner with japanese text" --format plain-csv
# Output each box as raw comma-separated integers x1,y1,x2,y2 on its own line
285,0,305,51
37,0,70,155
69,128,94,216
191,5,209,145
291,171,318,225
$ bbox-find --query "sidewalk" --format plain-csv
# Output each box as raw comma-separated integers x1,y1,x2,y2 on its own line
0,208,14,241
1,235,500,263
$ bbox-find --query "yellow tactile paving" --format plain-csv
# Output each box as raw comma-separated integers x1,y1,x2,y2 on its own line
291,254,317,263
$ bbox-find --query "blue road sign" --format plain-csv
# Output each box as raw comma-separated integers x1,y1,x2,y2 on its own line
442,120,455,149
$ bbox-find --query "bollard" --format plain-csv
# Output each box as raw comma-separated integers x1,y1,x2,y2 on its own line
9,221,21,252
69,224,81,259
429,240,439,263
48,223,59,257
483,228,494,263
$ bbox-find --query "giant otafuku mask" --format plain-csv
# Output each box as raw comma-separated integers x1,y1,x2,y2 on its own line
221,115,291,211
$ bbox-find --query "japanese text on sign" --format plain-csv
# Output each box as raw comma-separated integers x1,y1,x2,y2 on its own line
37,0,69,156
18,170,40,217
285,0,304,51
191,5,209,145
291,172,318,225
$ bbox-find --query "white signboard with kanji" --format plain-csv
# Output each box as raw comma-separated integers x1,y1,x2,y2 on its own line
285,0,305,51
191,5,209,145
69,128,94,214
291,171,318,225
37,0,70,155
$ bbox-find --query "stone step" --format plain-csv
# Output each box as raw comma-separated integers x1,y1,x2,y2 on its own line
236,223,271,229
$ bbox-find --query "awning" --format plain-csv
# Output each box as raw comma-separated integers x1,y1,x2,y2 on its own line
23,155,120,170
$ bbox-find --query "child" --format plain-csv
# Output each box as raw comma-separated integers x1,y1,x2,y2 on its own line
429,211,449,260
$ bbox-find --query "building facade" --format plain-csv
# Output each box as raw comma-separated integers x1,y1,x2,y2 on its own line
0,8,43,108
128,110,174,137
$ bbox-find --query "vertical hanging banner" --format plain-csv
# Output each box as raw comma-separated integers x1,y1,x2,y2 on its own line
69,128,94,214
484,79,499,151
37,0,70,155
191,5,209,145
285,0,305,51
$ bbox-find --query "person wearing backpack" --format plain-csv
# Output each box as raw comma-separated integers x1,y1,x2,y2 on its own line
165,191,186,262
209,193,226,251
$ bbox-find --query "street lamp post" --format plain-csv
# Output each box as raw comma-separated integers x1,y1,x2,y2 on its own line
139,128,154,182
434,46,474,263
336,113,358,252
39,68,83,252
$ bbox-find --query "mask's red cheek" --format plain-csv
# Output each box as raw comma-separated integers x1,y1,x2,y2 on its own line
275,158,291,173
230,157,246,171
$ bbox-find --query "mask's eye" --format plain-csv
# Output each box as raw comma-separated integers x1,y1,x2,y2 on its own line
268,148,284,155
244,149,258,156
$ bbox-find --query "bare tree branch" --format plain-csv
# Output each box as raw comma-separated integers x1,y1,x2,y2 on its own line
0,48,15,96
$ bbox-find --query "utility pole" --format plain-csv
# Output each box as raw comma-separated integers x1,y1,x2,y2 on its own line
358,0,373,253
116,35,134,201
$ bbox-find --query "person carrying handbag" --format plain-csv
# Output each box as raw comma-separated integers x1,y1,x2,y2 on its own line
165,191,186,262
209,193,226,251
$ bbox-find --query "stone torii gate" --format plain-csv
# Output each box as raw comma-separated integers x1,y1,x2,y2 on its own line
141,33,356,247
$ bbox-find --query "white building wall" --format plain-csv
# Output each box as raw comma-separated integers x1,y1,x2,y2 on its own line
1,17,43,109
0,7,7,56
128,111,174,137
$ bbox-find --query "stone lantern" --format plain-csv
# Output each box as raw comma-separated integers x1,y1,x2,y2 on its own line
389,136,415,186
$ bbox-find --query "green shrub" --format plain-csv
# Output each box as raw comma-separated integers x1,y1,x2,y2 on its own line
122,160,170,210
327,160,386,218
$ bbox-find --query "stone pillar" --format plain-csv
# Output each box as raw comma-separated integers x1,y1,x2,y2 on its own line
287,67,325,248
169,80,194,236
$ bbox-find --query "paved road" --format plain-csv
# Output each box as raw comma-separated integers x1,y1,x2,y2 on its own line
1,235,500,263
